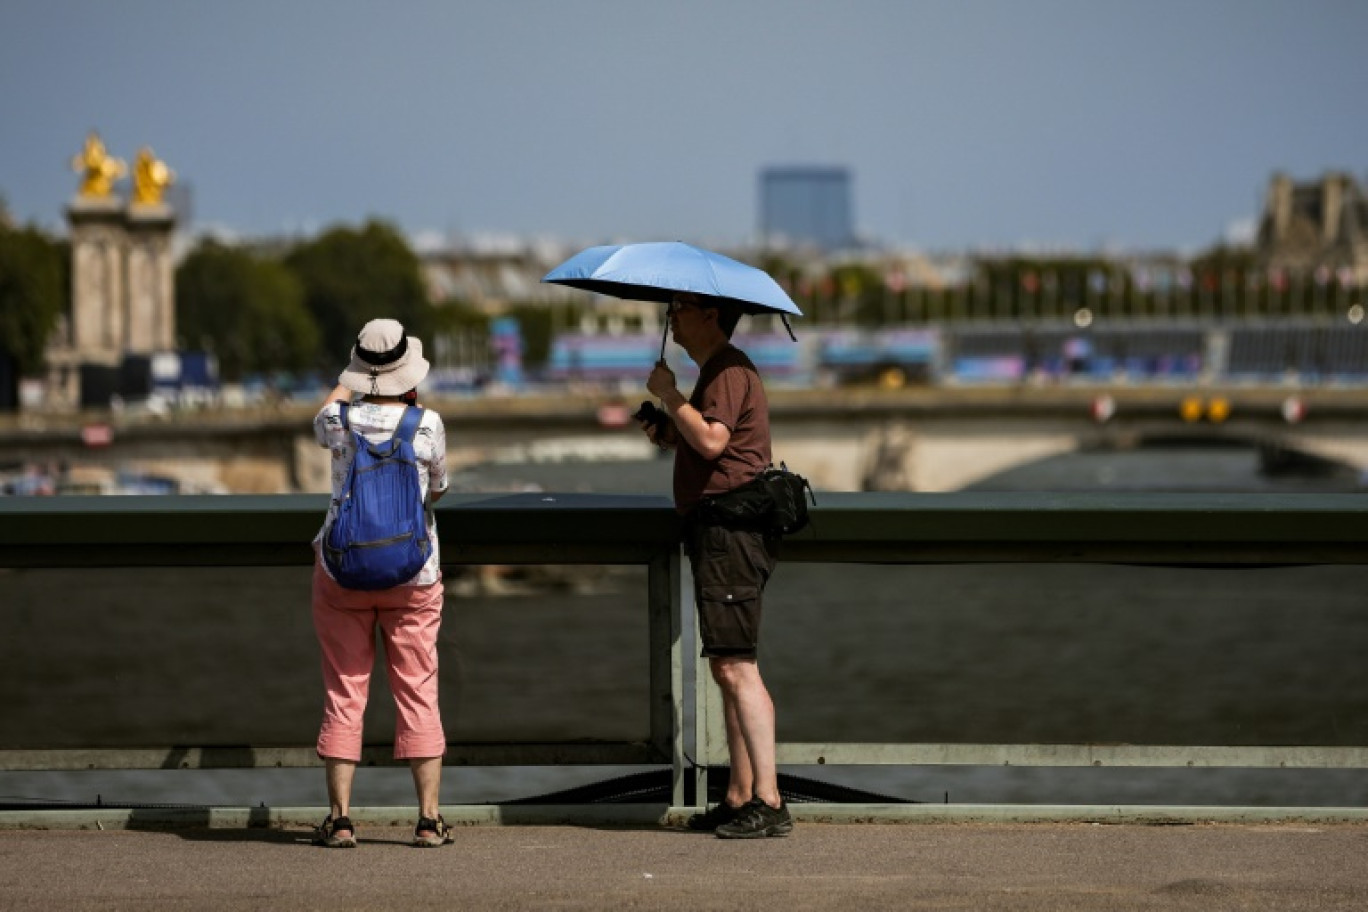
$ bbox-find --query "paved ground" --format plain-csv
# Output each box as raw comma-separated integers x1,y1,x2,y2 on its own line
2,822,1368,910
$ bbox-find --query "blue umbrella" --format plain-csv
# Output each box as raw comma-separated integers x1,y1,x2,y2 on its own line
543,241,802,359
543,242,802,317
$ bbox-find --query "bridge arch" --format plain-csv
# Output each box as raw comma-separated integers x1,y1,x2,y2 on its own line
774,418,1368,494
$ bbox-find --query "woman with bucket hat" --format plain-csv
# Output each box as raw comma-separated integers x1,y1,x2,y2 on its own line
309,318,452,848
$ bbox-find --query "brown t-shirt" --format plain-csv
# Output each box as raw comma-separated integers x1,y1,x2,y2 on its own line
673,344,772,514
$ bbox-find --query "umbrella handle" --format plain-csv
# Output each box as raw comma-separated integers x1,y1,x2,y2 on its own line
658,319,669,362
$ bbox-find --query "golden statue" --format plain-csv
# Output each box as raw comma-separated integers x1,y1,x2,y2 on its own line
70,131,126,198
132,147,175,206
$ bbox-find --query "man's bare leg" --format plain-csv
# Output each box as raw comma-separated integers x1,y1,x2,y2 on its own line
711,656,780,808
719,681,754,807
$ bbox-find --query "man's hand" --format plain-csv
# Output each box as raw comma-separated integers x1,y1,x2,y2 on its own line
634,400,677,449
646,361,678,402
643,359,729,457
642,415,678,449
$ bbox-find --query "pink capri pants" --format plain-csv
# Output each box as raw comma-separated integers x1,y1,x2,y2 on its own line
311,559,447,761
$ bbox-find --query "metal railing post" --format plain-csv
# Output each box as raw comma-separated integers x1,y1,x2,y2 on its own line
649,546,686,808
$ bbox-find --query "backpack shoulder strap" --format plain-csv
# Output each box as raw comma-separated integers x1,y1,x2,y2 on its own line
337,402,350,430
394,405,425,444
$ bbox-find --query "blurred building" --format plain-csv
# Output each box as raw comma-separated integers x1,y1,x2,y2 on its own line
1257,171,1368,282
417,239,663,345
419,238,579,312
759,165,855,252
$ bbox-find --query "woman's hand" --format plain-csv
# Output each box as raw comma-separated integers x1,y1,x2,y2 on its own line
321,382,353,411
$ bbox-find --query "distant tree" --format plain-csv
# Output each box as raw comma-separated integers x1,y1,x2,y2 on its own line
975,256,1117,320
284,220,431,364
0,223,64,374
1190,243,1255,282
828,262,888,327
176,239,318,380
506,303,563,370
429,297,491,336
1189,243,1258,315
756,252,803,291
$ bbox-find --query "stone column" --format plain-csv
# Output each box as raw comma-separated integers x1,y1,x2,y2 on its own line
65,196,127,365
125,204,177,352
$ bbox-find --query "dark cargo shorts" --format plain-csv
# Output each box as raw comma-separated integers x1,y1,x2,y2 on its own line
684,520,780,658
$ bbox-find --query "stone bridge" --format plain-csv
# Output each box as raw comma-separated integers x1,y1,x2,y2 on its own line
1,386,1365,494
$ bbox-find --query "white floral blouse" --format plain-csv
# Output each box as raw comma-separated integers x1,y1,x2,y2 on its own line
312,400,449,586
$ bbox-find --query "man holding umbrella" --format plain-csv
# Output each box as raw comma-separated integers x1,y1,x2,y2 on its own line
644,292,792,839
544,241,801,838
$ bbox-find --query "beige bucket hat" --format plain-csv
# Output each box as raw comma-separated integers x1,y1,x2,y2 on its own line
338,319,430,396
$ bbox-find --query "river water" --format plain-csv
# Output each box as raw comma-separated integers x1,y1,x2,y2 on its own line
2,441,1366,810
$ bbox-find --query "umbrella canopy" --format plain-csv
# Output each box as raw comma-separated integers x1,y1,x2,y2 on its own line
542,242,803,317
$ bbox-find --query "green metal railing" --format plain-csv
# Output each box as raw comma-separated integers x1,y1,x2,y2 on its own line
4,491,1368,818
0,492,687,797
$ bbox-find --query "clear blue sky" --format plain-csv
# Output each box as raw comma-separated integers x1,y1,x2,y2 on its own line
2,0,1365,253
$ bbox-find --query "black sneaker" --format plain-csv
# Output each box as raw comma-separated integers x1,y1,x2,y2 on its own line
714,798,793,839
685,800,746,832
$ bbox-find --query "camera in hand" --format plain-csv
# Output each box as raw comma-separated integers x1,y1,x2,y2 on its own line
633,400,668,433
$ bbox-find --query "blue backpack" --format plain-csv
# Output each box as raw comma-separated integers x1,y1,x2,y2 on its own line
322,404,431,590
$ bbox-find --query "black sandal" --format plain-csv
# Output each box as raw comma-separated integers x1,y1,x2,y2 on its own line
312,814,357,848
412,814,451,848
